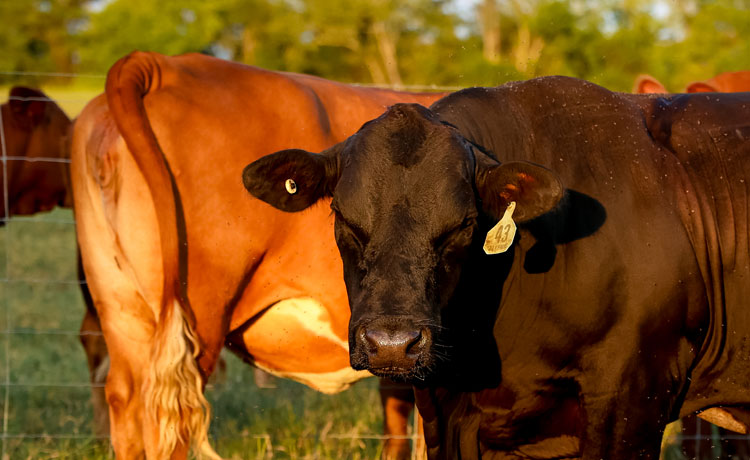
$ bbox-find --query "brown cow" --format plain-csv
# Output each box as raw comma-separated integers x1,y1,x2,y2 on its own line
634,71,750,93
1,86,71,216
71,51,445,459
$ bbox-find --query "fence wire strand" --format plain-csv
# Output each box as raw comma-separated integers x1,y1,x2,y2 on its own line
1,78,11,460
0,71,106,79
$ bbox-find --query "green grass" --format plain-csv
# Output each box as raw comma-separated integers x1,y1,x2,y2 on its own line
0,208,392,459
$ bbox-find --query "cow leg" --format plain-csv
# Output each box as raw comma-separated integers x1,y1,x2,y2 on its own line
99,303,151,459
379,378,414,460
79,292,110,439
84,272,194,460
581,401,666,459
581,370,672,460
78,254,111,439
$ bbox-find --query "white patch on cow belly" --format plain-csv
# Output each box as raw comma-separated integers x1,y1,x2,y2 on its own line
268,297,349,350
255,363,372,394
251,297,372,393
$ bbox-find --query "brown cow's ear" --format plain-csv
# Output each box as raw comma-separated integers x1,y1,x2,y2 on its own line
476,160,563,223
633,75,668,94
686,82,718,93
242,144,341,212
9,87,47,128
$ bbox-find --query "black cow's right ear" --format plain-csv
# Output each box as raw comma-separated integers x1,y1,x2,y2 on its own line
475,155,564,223
242,144,340,212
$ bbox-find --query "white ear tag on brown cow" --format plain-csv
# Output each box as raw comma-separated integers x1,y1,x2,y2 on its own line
285,179,297,194
483,201,517,255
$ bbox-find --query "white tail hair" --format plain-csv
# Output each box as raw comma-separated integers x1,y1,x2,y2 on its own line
144,300,222,459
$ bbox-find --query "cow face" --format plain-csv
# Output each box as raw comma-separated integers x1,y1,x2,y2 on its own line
243,103,563,382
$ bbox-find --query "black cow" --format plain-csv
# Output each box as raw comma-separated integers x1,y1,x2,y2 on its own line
243,76,750,459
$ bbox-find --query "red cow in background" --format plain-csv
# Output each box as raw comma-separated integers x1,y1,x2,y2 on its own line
634,71,750,93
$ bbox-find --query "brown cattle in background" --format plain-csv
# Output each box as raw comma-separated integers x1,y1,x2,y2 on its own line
71,51,445,459
634,71,750,93
1,87,71,216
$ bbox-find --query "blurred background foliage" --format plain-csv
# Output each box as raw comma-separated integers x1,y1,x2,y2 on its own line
1,0,750,92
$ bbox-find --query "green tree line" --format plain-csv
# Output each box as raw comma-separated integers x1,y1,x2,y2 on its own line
2,0,749,92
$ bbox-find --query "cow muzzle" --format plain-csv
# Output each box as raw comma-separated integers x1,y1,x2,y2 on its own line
351,321,433,380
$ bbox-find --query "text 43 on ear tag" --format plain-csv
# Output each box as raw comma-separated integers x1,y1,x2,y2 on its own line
483,201,517,255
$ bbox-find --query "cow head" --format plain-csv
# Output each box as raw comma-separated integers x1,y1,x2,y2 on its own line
243,103,563,382
1,87,72,219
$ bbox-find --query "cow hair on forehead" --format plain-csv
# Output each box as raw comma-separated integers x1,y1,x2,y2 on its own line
384,104,430,167
373,103,454,168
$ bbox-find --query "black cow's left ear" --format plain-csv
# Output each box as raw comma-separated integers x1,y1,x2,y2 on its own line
476,160,563,222
242,144,340,212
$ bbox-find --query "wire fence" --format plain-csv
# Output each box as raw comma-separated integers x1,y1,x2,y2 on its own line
1,71,750,460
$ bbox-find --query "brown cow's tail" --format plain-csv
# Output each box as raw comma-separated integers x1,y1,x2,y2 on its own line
105,51,220,460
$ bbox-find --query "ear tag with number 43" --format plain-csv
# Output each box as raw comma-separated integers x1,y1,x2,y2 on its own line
483,201,517,255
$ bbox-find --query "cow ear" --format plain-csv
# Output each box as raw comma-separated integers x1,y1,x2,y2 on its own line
9,87,47,128
242,144,340,212
634,75,667,94
476,160,563,223
686,82,718,93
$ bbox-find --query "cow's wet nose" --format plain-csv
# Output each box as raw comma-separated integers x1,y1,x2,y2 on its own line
360,327,430,370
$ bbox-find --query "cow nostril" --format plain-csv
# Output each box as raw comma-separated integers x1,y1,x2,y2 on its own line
406,328,431,356
403,331,423,356
364,328,424,356
358,326,433,372
363,329,388,352
361,327,377,352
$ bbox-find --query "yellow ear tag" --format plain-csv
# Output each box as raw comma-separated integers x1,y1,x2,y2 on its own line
483,201,517,255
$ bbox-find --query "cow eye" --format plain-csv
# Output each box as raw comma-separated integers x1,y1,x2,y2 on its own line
434,217,476,252
333,211,369,251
